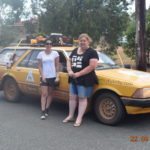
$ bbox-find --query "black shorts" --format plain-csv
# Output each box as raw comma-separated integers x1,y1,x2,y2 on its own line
40,77,56,87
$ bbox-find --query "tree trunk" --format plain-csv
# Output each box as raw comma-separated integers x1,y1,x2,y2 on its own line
135,0,147,71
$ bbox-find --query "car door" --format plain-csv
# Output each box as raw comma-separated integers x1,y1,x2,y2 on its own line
0,48,27,82
11,50,41,95
24,50,41,95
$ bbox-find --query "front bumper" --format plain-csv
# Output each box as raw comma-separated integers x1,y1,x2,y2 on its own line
121,97,150,107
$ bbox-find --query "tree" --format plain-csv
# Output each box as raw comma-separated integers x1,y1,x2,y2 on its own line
31,0,130,53
124,8,150,66
146,8,150,65
0,0,25,46
124,16,136,59
0,0,24,24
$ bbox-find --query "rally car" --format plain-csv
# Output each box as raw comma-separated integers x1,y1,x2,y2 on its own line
0,46,150,125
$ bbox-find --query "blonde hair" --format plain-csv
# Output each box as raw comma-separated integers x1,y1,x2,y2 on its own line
78,33,93,43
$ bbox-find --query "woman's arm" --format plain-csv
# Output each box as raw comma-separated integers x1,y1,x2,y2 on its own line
67,58,74,76
38,59,46,81
67,58,72,72
55,56,60,80
38,59,43,77
73,58,98,78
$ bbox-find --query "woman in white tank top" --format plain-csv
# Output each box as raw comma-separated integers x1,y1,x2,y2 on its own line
37,40,59,120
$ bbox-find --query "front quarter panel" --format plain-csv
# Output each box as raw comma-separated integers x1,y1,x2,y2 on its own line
94,76,137,97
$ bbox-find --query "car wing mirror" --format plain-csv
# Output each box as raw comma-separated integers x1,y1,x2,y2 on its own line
124,64,131,69
6,60,13,69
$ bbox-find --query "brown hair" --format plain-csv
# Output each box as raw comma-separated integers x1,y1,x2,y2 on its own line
78,33,93,43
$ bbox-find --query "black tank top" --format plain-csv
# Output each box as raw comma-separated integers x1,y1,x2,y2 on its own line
68,48,99,86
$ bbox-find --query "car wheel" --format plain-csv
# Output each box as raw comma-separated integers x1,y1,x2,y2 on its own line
3,78,21,102
94,93,125,125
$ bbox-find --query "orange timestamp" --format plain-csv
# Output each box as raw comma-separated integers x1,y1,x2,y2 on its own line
129,136,149,143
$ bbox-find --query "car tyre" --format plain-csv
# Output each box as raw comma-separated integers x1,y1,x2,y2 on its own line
3,78,21,102
94,92,125,125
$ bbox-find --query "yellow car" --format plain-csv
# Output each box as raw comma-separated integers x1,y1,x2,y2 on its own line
0,46,150,125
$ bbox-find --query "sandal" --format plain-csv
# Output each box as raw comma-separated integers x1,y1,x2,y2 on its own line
73,121,82,127
62,117,74,123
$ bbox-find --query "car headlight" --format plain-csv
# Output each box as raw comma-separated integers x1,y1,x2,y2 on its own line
132,88,150,98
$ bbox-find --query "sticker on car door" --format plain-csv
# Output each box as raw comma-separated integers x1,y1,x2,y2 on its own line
26,70,34,82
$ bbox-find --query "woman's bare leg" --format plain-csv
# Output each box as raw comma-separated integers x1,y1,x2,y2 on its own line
45,87,53,111
75,97,87,125
63,94,78,122
41,86,48,111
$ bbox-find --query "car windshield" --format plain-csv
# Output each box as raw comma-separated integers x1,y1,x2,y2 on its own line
96,51,119,70
66,51,119,70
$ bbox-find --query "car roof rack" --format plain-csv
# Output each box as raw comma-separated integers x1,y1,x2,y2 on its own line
9,43,73,47
9,34,75,47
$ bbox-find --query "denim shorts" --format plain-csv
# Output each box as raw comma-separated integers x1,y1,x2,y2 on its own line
69,83,93,98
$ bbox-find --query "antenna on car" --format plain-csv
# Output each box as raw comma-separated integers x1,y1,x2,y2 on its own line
14,39,23,53
13,39,23,58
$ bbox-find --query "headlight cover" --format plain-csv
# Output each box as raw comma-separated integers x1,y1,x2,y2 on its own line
132,88,150,98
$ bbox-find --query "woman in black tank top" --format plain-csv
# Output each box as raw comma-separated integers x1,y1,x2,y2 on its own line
63,33,99,127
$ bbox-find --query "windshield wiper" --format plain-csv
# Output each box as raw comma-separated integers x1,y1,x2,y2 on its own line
106,63,120,68
97,63,119,69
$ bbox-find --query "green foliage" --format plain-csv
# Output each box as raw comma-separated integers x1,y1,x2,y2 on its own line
0,0,24,46
124,8,150,60
0,0,24,24
0,0,131,51
124,18,136,59
31,0,130,53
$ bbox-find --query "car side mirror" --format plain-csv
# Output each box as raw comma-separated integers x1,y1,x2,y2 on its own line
6,60,13,69
124,64,131,69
